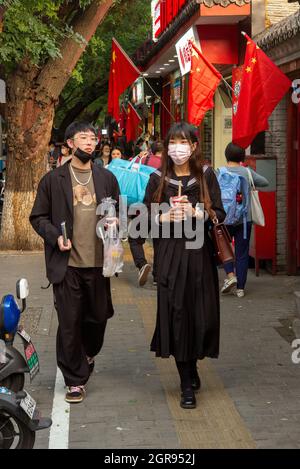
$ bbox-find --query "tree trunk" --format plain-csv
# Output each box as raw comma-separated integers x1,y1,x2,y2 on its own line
0,0,114,250
0,66,54,250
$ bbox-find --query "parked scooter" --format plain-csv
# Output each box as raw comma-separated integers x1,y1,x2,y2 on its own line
0,387,52,449
0,279,39,391
0,279,52,449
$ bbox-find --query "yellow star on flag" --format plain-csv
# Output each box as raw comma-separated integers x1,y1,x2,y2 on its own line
246,66,252,73
112,50,117,62
196,67,201,73
251,58,257,64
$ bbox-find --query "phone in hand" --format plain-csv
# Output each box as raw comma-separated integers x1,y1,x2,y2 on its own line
61,221,68,247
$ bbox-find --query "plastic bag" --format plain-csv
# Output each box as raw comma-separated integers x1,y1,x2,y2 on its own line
98,198,124,278
102,223,124,277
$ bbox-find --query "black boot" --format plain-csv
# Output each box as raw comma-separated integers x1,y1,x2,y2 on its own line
180,387,196,409
176,360,197,409
190,360,201,391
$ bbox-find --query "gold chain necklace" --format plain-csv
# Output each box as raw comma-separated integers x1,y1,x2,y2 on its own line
70,165,92,186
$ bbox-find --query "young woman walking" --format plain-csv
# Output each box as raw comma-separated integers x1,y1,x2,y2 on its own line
144,122,225,409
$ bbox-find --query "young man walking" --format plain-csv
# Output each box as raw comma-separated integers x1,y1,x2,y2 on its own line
30,122,120,403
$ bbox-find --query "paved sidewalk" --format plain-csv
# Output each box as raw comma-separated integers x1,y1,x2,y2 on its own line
0,245,299,449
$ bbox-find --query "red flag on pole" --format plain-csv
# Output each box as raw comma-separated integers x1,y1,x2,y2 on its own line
108,38,140,122
126,102,142,142
232,33,292,149
188,43,222,127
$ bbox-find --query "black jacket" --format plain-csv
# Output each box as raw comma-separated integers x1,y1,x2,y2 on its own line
29,161,120,284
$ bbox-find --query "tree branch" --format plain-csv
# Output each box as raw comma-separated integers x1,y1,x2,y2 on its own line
36,0,115,102
56,80,108,138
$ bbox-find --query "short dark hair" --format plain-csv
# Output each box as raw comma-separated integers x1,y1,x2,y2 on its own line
151,141,164,155
111,146,122,153
64,121,96,141
225,142,245,163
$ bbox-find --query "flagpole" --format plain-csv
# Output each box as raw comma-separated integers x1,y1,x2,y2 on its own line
142,77,176,121
241,31,250,40
222,78,234,94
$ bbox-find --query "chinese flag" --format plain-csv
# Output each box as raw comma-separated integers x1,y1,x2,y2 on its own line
108,38,140,122
188,43,222,126
232,33,292,149
126,102,141,142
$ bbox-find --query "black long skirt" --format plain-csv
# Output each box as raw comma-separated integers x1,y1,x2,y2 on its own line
150,235,220,362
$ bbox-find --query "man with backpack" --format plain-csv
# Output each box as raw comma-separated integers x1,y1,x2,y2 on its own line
217,143,268,298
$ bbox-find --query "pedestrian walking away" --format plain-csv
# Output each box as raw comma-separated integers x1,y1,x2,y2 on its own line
217,143,269,298
29,121,120,404
144,122,226,410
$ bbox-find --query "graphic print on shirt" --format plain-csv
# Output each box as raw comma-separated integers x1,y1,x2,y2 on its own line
73,185,97,208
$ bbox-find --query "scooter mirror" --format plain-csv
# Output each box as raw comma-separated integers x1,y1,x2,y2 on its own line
16,279,29,300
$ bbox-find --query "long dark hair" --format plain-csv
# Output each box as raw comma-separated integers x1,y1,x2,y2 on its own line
153,122,214,218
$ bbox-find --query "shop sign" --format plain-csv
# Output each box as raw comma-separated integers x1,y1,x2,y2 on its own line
175,26,200,77
132,78,144,106
151,0,161,42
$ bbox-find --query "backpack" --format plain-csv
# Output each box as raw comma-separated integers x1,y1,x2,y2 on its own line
217,167,249,238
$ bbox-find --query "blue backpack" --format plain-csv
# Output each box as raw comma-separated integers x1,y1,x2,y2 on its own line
217,167,249,238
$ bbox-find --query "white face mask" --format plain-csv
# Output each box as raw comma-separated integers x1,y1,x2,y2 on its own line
168,143,192,166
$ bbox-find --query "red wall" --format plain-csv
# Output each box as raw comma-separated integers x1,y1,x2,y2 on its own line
197,24,239,65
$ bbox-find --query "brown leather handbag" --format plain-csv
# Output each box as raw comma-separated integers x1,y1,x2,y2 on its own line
210,218,234,265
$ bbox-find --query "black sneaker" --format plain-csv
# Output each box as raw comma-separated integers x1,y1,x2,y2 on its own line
180,388,196,409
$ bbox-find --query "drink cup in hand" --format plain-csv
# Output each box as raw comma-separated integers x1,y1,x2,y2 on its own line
170,195,188,222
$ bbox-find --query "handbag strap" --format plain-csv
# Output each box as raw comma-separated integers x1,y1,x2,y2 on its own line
246,167,256,190
128,156,142,171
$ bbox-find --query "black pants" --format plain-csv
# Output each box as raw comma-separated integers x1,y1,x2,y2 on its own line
128,236,147,270
53,267,112,386
128,237,159,282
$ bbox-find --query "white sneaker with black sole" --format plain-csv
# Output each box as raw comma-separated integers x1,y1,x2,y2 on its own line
221,276,237,294
235,289,245,298
138,263,151,286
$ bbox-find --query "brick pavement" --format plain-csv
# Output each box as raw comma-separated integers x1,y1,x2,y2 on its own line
0,245,299,449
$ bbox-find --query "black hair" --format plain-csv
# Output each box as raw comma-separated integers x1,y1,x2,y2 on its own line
153,122,215,219
225,142,245,163
64,121,96,141
111,146,123,154
151,141,164,155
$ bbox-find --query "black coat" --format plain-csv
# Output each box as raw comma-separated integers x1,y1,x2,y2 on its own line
144,167,226,361
29,161,120,285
